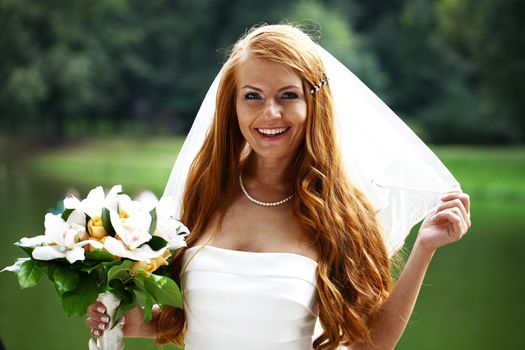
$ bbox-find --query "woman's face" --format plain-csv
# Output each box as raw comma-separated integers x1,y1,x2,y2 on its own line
235,57,307,163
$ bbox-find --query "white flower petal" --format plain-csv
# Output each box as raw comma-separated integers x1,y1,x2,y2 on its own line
116,194,133,213
67,209,86,226
1,258,30,273
130,244,167,260
44,213,65,244
32,246,67,260
156,196,176,220
110,209,151,250
104,185,122,211
165,234,187,250
80,186,105,218
109,209,130,240
103,237,166,261
76,240,104,250
176,222,190,236
103,237,130,258
64,196,80,209
118,195,145,217
62,223,87,248
17,235,48,247
65,246,85,263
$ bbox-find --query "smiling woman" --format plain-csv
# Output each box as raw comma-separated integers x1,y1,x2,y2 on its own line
85,24,472,350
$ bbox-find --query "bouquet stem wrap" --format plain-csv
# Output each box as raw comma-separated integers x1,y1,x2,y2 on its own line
89,292,124,350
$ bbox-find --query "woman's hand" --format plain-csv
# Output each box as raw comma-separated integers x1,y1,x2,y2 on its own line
86,302,157,338
416,191,472,254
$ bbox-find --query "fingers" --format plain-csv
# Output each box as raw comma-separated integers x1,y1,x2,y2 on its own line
440,191,471,215
432,206,469,239
86,302,110,337
436,192,471,229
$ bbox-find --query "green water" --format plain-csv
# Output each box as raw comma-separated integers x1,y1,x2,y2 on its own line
1,144,524,349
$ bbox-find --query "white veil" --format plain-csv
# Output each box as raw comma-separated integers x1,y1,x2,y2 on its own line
163,44,460,257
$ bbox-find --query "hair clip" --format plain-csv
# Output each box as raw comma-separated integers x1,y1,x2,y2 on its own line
310,77,328,94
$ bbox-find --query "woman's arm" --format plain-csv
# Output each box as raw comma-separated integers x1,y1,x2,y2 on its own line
350,237,434,350
351,191,471,350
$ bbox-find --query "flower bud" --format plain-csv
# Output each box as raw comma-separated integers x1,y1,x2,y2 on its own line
87,216,108,240
131,250,171,275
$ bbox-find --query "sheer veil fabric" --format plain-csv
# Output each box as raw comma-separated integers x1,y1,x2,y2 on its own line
163,43,460,257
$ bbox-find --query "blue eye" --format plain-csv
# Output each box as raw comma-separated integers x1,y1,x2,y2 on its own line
244,92,261,100
282,92,298,99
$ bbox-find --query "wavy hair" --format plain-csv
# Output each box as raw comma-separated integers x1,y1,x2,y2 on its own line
157,24,393,350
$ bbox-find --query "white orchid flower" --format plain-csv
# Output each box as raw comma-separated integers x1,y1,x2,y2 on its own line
154,196,188,250
26,211,103,264
104,195,166,260
108,207,152,250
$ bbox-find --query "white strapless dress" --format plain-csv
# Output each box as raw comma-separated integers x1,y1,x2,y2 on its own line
182,245,320,350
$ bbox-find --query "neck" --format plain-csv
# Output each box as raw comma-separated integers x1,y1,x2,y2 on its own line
243,153,294,187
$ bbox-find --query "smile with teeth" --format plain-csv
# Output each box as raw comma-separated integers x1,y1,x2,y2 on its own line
257,127,289,136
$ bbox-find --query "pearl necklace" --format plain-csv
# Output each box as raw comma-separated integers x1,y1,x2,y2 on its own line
239,172,294,207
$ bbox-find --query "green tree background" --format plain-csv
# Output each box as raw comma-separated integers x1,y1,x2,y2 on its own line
1,0,522,143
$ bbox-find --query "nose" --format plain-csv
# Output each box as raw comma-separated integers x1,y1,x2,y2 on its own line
263,98,282,119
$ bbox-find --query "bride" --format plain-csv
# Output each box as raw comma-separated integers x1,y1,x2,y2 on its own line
86,24,471,350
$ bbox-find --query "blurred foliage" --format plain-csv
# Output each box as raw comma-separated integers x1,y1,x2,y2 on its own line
0,0,523,143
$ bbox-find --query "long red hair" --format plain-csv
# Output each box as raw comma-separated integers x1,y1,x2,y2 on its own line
157,24,393,350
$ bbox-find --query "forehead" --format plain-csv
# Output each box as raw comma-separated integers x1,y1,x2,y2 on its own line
236,57,302,87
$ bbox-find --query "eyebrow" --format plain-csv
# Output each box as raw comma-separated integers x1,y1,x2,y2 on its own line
240,84,302,91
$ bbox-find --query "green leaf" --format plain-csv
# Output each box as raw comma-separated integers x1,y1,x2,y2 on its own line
16,244,35,257
151,264,171,277
61,208,74,221
132,281,154,323
109,279,133,303
102,207,116,237
145,236,167,251
17,260,45,289
107,260,133,282
44,263,57,279
53,267,79,296
85,249,116,262
139,274,182,308
142,291,154,323
61,274,98,318
149,208,157,234
81,260,120,274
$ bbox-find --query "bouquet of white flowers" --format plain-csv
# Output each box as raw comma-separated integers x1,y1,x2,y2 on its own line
2,185,189,350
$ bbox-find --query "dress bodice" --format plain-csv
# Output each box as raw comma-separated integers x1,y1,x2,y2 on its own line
181,245,319,350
